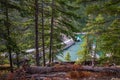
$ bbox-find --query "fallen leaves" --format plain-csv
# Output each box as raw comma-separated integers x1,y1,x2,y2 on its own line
66,71,92,79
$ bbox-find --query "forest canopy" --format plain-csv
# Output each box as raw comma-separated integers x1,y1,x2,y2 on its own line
0,0,120,71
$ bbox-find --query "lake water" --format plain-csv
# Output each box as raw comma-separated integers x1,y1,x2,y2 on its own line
57,34,84,61
57,42,83,61
57,34,102,61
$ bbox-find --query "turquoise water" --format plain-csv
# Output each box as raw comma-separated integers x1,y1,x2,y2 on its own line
57,34,102,61
57,34,84,61
57,42,82,61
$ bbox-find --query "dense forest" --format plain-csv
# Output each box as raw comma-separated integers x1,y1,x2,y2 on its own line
0,0,120,80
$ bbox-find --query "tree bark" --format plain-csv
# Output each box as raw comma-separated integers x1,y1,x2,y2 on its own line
41,0,46,66
5,0,13,73
16,52,20,68
24,66,120,74
49,0,54,64
35,0,40,66
92,41,97,68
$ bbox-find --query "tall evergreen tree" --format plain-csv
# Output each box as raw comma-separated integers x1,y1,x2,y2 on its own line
41,0,46,66
35,0,39,66
49,0,54,64
81,0,120,64
5,0,13,72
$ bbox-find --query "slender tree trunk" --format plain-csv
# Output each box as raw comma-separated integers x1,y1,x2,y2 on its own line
16,52,19,68
49,0,54,64
93,50,96,67
52,52,54,63
92,50,95,67
41,0,45,66
35,0,39,66
5,0,13,72
85,35,89,63
84,35,89,65
92,41,97,68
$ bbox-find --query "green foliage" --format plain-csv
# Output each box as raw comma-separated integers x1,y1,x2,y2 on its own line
82,0,120,64
0,0,119,66
77,35,93,62
75,58,81,65
65,52,71,61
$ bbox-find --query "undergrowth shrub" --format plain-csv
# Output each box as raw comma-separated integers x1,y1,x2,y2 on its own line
66,71,92,79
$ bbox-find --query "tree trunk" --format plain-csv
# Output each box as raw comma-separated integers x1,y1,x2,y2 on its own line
49,0,54,65
16,52,20,68
5,0,13,73
92,46,95,67
41,0,46,66
92,44,96,68
24,66,120,74
35,0,40,66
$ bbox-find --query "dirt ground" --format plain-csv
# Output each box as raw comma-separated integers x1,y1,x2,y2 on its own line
11,71,120,80
1,65,120,80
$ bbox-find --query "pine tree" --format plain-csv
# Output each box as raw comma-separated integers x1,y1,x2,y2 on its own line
34,0,39,66
41,0,46,66
49,0,54,64
65,52,71,61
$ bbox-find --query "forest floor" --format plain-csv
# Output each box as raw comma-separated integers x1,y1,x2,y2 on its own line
23,71,120,80
0,64,120,80
1,71,120,80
